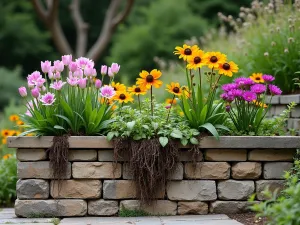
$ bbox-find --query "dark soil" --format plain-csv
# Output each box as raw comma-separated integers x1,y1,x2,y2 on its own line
228,213,268,225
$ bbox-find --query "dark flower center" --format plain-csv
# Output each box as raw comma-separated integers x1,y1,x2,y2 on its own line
222,63,230,70
194,56,201,64
146,75,154,82
114,87,117,91
210,56,218,63
184,48,192,55
255,77,261,80
135,87,141,92
119,94,126,100
173,87,180,93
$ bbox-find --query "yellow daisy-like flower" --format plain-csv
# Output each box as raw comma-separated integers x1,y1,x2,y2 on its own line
250,73,264,83
204,52,227,69
111,82,126,92
17,120,24,126
2,154,12,160
182,86,191,98
127,85,147,96
218,61,239,77
2,138,7,145
253,100,268,108
9,130,20,136
174,44,199,61
136,69,163,89
9,114,19,122
1,129,10,137
166,82,183,96
186,49,206,70
166,98,177,105
113,91,134,103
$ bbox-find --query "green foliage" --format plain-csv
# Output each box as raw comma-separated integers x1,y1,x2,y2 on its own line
251,154,300,225
203,1,300,93
108,0,208,82
0,67,25,110
0,155,17,206
119,207,150,217
106,99,200,146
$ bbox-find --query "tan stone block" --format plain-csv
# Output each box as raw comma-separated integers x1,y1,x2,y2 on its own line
185,162,230,179
68,150,97,161
18,162,71,179
17,149,47,161
179,150,203,161
178,202,208,215
17,179,49,199
88,200,118,216
98,150,129,162
248,149,295,161
232,162,262,179
123,163,133,180
120,200,177,215
205,149,247,161
50,180,101,199
15,199,87,217
210,201,260,214
72,162,121,179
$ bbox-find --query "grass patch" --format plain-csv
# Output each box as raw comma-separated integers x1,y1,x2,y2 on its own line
50,218,60,225
119,207,151,217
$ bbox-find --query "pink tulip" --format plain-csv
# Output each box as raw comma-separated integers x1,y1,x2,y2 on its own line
41,61,51,73
40,92,56,106
53,60,64,72
95,79,102,89
62,55,72,65
73,69,83,78
27,71,42,88
69,62,78,72
76,57,94,69
50,80,66,91
111,63,120,75
100,85,115,99
107,67,114,77
18,87,27,97
78,78,87,89
101,65,107,75
67,76,78,86
31,87,40,98
84,65,94,77
53,71,61,80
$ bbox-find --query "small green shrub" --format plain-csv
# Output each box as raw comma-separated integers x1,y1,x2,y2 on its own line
119,207,150,217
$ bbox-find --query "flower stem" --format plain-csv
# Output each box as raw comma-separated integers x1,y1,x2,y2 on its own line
166,95,175,122
150,86,153,116
138,95,141,113
198,68,202,90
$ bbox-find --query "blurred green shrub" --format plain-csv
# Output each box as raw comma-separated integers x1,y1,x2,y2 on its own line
0,67,25,109
197,0,300,93
108,0,208,83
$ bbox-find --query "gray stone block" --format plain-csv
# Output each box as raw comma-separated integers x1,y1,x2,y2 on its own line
210,201,259,214
17,179,49,199
88,200,118,216
266,95,280,104
217,180,255,200
273,105,287,116
263,162,293,179
291,106,300,118
256,180,285,200
280,94,300,104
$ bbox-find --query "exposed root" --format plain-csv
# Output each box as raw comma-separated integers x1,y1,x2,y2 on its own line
113,138,179,205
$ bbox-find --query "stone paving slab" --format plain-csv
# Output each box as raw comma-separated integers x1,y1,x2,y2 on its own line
0,218,53,224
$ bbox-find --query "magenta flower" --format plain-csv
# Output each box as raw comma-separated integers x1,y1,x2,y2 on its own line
251,84,266,94
62,55,72,65
101,65,108,75
222,83,238,92
31,87,40,98
50,80,66,91
18,87,27,97
225,105,231,112
230,89,243,98
235,77,254,88
53,60,64,72
95,79,102,89
269,84,282,95
40,92,56,106
41,61,51,73
242,91,257,102
76,57,94,69
107,67,114,77
220,93,234,102
100,86,116,99
78,78,87,89
262,74,275,83
69,62,78,72
165,105,171,109
111,63,120,75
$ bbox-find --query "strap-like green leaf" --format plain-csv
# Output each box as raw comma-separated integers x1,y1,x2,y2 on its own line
199,123,219,140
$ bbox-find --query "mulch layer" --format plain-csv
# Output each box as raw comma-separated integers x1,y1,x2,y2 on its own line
227,213,268,225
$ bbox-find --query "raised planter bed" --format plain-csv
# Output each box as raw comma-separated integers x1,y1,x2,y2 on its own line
8,136,298,217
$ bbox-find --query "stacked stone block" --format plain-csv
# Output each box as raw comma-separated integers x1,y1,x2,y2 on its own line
14,147,295,217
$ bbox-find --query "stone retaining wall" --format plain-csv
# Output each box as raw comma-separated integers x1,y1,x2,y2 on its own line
12,141,296,217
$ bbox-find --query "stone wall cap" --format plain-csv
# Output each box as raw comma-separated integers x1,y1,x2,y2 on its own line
7,136,300,149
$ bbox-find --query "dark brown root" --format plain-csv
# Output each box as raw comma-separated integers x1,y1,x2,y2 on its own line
46,135,69,180
113,138,179,205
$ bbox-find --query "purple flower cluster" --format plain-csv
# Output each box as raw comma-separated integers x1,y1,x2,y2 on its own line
221,75,281,104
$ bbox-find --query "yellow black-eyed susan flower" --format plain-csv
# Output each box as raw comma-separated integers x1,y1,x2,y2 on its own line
111,82,126,92
165,98,177,105
136,69,163,89
250,73,264,83
166,82,183,96
113,91,134,103
187,49,206,70
204,52,227,69
218,61,239,77
9,114,19,122
128,85,147,95
1,129,10,137
174,44,199,61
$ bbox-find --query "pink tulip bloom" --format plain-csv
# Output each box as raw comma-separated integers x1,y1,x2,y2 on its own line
53,71,61,80
18,87,27,97
25,110,32,117
41,61,51,73
111,63,120,75
78,78,87,89
107,67,114,77
53,60,64,72
95,79,102,89
69,62,78,72
73,69,83,78
50,80,66,91
35,78,46,87
62,55,72,65
27,71,42,88
41,86,47,92
31,87,40,98
91,68,97,77
76,57,94,69
67,76,78,86
100,86,115,99
40,92,56,106
101,65,107,75
84,65,94,77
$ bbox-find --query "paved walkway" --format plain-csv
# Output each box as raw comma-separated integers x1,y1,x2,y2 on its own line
0,208,243,225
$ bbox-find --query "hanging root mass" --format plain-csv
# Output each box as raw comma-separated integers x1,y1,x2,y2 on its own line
47,135,69,180
114,138,179,205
